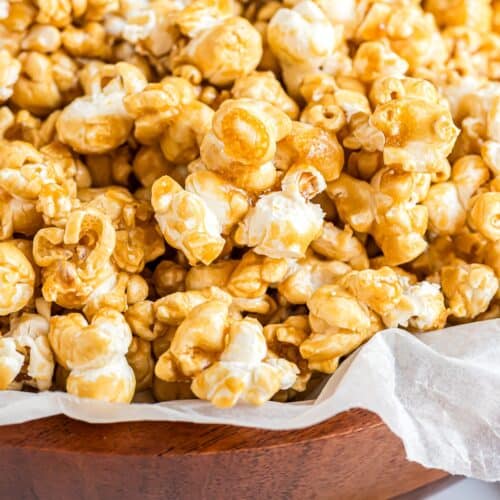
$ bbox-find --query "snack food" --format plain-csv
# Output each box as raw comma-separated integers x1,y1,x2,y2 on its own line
0,0,498,409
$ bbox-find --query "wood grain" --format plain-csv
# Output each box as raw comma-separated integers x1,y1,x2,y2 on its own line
0,409,446,500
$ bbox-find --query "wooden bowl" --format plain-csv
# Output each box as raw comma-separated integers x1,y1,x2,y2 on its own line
0,408,446,499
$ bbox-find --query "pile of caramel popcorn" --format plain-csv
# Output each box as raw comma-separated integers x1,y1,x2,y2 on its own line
0,0,499,408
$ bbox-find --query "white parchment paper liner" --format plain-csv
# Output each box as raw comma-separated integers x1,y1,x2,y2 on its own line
0,319,499,481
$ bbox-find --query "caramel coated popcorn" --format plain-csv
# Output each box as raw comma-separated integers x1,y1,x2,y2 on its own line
0,0,498,408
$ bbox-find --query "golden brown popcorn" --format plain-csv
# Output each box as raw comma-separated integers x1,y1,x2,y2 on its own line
153,377,194,401
278,252,351,304
123,76,197,145
327,173,379,234
125,300,159,341
21,24,61,52
155,299,230,381
275,121,344,183
231,71,299,119
263,314,311,391
35,0,85,27
311,222,369,270
441,262,499,319
200,98,292,193
175,0,234,38
353,41,409,83
85,145,133,187
133,145,173,189
0,49,20,103
234,165,325,259
409,235,457,277
49,308,135,403
267,1,343,97
370,80,460,173
424,155,490,235
0,312,54,391
11,52,65,116
179,16,262,86
185,259,236,291
154,286,232,327
192,316,298,408
225,251,288,298
300,284,374,373
355,1,447,73
2,0,36,33
151,175,225,266
159,98,215,165
424,0,492,33
0,241,35,316
468,192,500,242
79,186,165,273
184,170,249,235
341,267,447,331
0,338,24,390
152,260,187,297
104,0,156,45
126,336,154,392
61,22,112,59
33,208,118,309
56,62,147,154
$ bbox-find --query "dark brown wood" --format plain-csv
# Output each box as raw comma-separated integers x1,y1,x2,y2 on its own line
0,409,446,500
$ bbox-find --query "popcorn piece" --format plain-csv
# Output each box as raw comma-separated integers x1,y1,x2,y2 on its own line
234,166,325,259
126,336,153,391
79,186,165,273
327,173,379,233
56,62,147,154
343,267,447,331
301,285,374,373
0,338,24,390
355,2,447,73
33,208,117,309
151,175,225,266
311,222,369,270
154,286,232,326
155,299,230,381
468,192,500,242
21,24,62,53
370,78,460,173
226,251,289,298
61,22,112,59
424,155,490,235
231,71,299,119
186,259,238,291
4,312,55,391
191,317,298,407
353,41,409,83
180,16,262,86
441,262,499,319
175,0,234,38
424,0,492,33
184,170,249,235
275,121,344,183
0,49,20,103
153,260,187,297
267,1,342,96
11,52,64,116
200,98,292,193
263,315,311,391
0,241,35,315
278,253,351,304
123,76,198,145
49,308,135,403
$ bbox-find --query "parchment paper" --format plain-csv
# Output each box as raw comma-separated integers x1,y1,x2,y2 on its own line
1,319,499,481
